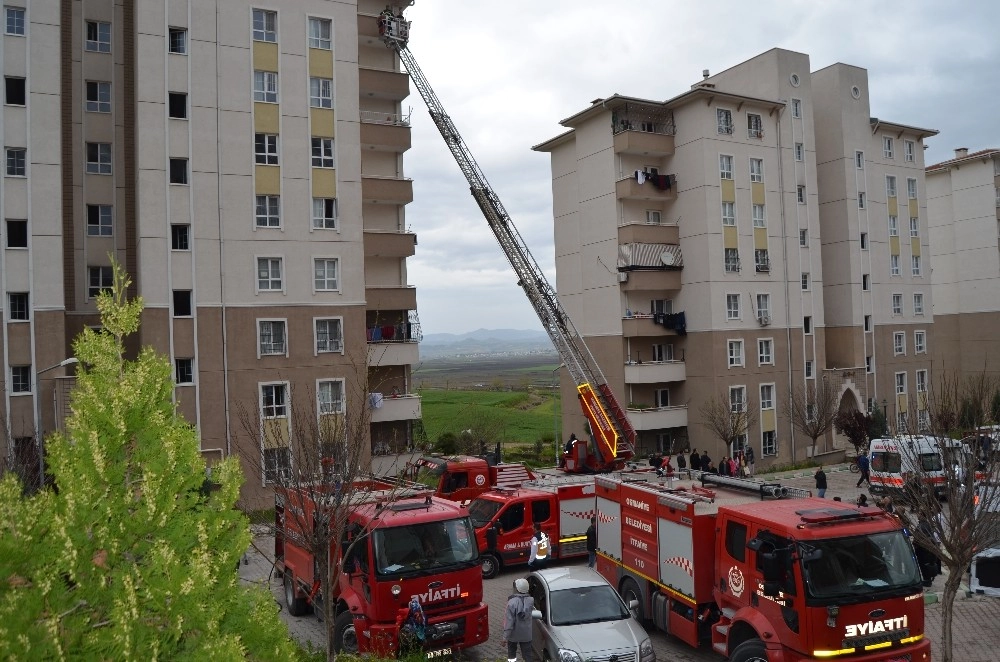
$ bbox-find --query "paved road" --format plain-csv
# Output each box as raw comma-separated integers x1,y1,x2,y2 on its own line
242,463,1000,661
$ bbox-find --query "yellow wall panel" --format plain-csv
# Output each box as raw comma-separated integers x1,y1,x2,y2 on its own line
312,168,338,198
254,102,279,133
255,165,280,195
253,41,279,72
751,182,765,206
723,225,738,250
311,108,336,137
896,394,908,414
762,409,776,431
754,227,768,250
262,418,289,449
889,236,900,256
721,179,736,203
888,197,897,217
909,199,918,217
309,49,334,78
911,237,921,256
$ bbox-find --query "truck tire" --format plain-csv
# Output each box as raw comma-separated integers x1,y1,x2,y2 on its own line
481,553,501,579
334,609,360,654
619,578,645,622
730,638,768,662
284,572,310,617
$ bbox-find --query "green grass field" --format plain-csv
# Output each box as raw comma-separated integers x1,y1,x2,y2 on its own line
417,387,562,448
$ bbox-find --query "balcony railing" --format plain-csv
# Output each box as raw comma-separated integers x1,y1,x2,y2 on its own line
370,393,422,424
626,404,688,430
360,109,411,126
367,321,421,343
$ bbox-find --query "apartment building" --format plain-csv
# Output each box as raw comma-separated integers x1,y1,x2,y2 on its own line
926,148,1000,382
534,48,936,465
1,1,420,507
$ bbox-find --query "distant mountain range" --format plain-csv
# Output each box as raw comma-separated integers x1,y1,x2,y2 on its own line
419,328,556,358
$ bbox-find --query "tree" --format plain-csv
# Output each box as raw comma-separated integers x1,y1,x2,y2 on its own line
0,263,297,660
699,390,759,459
786,377,839,458
895,370,1000,662
833,408,872,455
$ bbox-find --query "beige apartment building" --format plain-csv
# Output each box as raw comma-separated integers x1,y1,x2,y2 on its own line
534,49,937,465
1,0,420,507
926,148,1000,382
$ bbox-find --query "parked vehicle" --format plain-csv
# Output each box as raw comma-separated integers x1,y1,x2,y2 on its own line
526,566,655,662
595,472,930,661
274,478,489,657
869,435,970,498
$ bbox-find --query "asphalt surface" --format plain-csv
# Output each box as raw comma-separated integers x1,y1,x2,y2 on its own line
241,463,1000,661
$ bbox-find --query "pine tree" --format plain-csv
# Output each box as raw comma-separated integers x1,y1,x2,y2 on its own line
0,264,299,660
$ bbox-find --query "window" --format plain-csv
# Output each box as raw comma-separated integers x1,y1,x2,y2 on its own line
645,210,661,225
717,109,733,134
85,81,111,112
883,136,894,159
726,293,740,320
892,293,902,315
750,157,763,182
747,114,763,139
913,293,924,315
760,383,774,409
914,330,927,353
173,290,192,317
860,232,868,250
893,332,905,355
719,154,733,179
730,386,746,412
5,77,25,105
721,201,735,226
724,248,740,273
175,358,193,384
866,356,873,373
318,380,345,414
864,314,871,332
728,340,744,367
254,133,278,165
803,315,812,334
315,318,343,353
261,383,287,418
799,229,808,247
258,320,287,355
758,339,773,365
171,224,190,250
756,294,770,320
888,215,898,236
916,369,928,393
748,205,765,230
905,140,915,162
308,17,332,49
909,217,919,238
895,371,906,395
762,430,776,456
907,178,917,199
858,192,866,209
754,249,770,273
862,274,870,291
651,299,672,315
309,77,332,108
253,70,278,103
85,20,111,52
8,292,27,320
655,388,670,408
855,151,864,169
257,257,282,291
169,158,188,184
885,175,897,198
797,185,805,204
5,148,25,176
168,27,187,54
87,266,113,297
794,142,804,161
6,219,26,247
652,343,674,362
912,255,921,277
791,98,801,118
313,198,338,230
5,6,24,35
86,204,112,236
252,9,277,42
255,195,280,227
168,92,187,119
800,272,810,290
311,137,335,168
11,365,30,393
314,258,339,291
805,359,814,378
890,254,900,277
263,446,290,484
86,142,112,174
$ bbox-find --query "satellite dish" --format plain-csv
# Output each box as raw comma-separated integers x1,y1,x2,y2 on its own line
660,251,675,266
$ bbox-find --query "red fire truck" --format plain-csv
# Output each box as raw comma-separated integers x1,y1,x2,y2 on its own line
407,448,536,503
275,478,489,656
595,473,931,662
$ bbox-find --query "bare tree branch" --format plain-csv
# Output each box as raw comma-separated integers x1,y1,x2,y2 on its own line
786,377,839,456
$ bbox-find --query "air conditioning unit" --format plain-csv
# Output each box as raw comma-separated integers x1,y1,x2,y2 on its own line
618,272,629,283
757,315,771,326
755,263,770,273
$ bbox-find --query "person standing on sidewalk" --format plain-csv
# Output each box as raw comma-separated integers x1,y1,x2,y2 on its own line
586,517,597,568
503,578,534,662
528,523,549,570
856,452,871,487
745,445,755,477
814,465,827,498
689,449,701,473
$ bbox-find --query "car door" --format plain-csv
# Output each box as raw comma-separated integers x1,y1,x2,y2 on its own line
496,501,528,564
528,575,550,660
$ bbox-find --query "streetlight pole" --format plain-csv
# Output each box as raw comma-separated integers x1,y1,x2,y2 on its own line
881,398,888,437
35,357,79,486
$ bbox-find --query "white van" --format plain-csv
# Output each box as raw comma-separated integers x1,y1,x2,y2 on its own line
869,435,956,498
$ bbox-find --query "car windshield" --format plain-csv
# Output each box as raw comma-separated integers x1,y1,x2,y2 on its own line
801,531,921,602
372,517,478,576
468,498,502,528
549,584,631,626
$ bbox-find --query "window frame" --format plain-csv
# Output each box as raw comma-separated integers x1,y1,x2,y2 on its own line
260,381,288,419
255,194,281,228
749,157,764,182
314,257,340,292
314,317,344,355
171,224,190,250
762,430,777,456
252,8,277,43
758,339,774,366
747,113,763,139
85,20,111,53
759,383,775,409
904,140,915,163
8,292,28,321
864,314,872,332
907,178,917,199
85,142,112,175
890,254,900,277
756,293,771,320
308,17,332,50
256,257,283,292
726,293,740,320
799,229,807,247
752,203,766,228
891,293,903,315
855,150,864,169
724,248,740,273
895,371,907,395
885,175,897,198
168,27,187,54
719,154,734,180
175,358,194,385
796,185,805,204
312,197,338,230
730,385,747,413
6,218,26,248
311,137,335,168
909,217,919,238
254,133,279,165
721,201,736,226
914,330,926,354
168,92,187,119
805,359,814,379
86,204,113,237
717,108,733,135
169,158,188,185
318,378,346,415
5,147,26,176
862,274,871,291
803,315,812,335
4,76,25,106
888,215,898,237
883,136,894,159
790,98,801,118
913,293,924,315
87,265,113,298
860,232,868,250
916,369,928,393
893,331,906,356
10,365,31,394
257,318,288,357
912,255,921,277
800,272,810,291
858,191,866,209
253,70,279,103
85,80,111,113
172,289,193,317
4,6,24,36
727,339,745,368
794,142,804,162
309,77,333,109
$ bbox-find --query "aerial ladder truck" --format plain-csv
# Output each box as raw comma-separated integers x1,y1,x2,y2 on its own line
378,9,635,473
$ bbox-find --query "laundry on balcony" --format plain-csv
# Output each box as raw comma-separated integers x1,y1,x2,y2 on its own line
632,168,673,191
657,311,687,335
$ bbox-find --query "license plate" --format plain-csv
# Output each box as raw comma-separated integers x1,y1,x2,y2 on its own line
426,648,452,659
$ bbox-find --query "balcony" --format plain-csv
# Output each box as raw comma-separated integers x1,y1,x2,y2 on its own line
366,286,417,310
616,175,676,202
361,175,413,204
621,312,686,337
627,404,688,430
360,110,411,152
624,360,686,384
370,393,422,423
618,223,679,245
613,130,675,157
358,66,410,100
364,230,416,258
367,340,419,367
619,269,682,292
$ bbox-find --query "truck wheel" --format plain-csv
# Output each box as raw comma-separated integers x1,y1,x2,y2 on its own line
284,572,310,617
334,610,360,654
481,553,501,579
730,638,768,662
620,578,645,622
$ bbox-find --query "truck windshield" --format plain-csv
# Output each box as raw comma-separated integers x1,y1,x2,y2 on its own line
468,498,502,528
372,517,478,576
801,531,921,602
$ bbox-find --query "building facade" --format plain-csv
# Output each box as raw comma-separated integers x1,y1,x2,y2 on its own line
1,0,420,506
534,49,936,465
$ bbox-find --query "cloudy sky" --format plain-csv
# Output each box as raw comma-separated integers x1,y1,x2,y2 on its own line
396,0,1000,336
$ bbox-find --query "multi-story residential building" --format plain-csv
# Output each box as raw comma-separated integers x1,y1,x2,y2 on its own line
1,1,421,507
534,49,936,465
926,148,1000,383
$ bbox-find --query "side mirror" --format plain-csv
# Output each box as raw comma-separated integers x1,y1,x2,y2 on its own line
629,599,639,610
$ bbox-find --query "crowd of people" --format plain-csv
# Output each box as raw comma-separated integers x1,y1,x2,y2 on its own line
645,446,757,478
